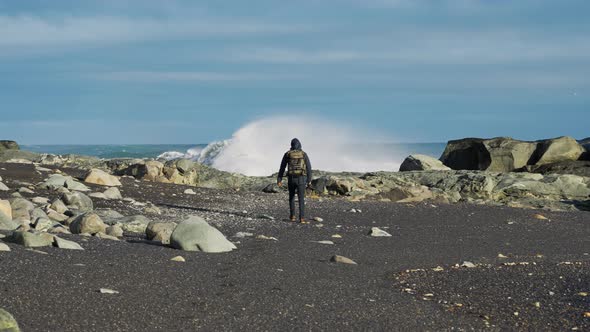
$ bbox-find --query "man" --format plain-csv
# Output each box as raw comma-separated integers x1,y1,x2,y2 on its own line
278,138,312,224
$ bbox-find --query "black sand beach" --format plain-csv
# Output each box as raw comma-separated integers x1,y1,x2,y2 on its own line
0,163,589,331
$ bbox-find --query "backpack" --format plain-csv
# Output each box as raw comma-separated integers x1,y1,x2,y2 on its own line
287,150,307,176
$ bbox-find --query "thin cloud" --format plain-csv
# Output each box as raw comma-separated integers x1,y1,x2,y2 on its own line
93,71,300,83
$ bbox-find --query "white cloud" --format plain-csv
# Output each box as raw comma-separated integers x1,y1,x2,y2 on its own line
0,15,300,48
93,71,299,83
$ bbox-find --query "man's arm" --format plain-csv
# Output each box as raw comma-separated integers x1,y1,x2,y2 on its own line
278,153,288,184
305,153,312,184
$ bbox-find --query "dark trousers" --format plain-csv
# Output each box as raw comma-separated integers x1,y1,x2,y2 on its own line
288,176,307,219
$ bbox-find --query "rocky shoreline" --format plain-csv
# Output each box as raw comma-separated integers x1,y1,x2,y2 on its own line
0,136,589,330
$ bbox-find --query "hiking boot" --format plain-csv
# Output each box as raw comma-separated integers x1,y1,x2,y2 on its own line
299,218,308,224
290,216,297,222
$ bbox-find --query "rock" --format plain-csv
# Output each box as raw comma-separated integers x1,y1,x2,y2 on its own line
184,189,196,195
96,233,119,241
94,209,124,221
50,199,68,214
31,197,49,205
380,185,434,203
103,187,122,200
175,159,195,174
312,240,335,245
64,178,90,192
18,187,34,195
10,198,34,221
0,182,8,191
170,216,237,253
0,308,21,332
69,213,107,235
257,214,275,220
0,243,10,252
331,234,342,238
531,136,585,166
31,208,48,222
111,215,151,234
171,256,186,262
4,231,54,247
99,288,119,294
0,200,12,220
313,217,324,222
41,174,69,190
62,192,93,212
146,222,177,244
440,136,585,172
88,192,107,199
369,227,392,237
262,183,280,193
330,255,357,265
47,210,68,223
525,160,590,178
84,169,122,186
143,203,161,215
461,261,477,268
399,154,451,171
234,232,254,238
47,225,70,235
256,235,278,241
53,236,84,250
33,218,54,231
533,214,548,220
0,140,19,151
105,225,124,237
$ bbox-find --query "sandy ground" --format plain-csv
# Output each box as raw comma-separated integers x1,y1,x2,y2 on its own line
0,162,589,331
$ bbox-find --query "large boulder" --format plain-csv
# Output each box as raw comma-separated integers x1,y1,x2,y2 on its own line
103,187,123,200
440,136,585,172
525,160,590,178
69,213,106,235
84,169,122,186
146,221,177,244
9,198,34,221
4,231,54,248
62,192,93,212
0,140,19,151
108,215,151,234
530,136,585,166
0,199,12,220
170,216,237,253
41,174,90,192
399,154,451,171
0,217,19,231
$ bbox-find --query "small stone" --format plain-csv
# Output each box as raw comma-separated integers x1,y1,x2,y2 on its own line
32,197,49,205
331,234,342,239
0,182,9,191
368,227,392,237
461,261,476,268
584,312,590,318
514,312,519,316
53,236,84,250
549,291,555,296
312,240,334,245
184,189,196,195
256,235,278,241
0,243,10,251
330,255,357,265
578,292,588,297
96,233,120,241
171,256,185,262
99,288,119,294
313,217,324,222
19,187,34,194
234,232,254,238
257,214,275,220
498,253,508,259
533,214,548,220
432,266,444,272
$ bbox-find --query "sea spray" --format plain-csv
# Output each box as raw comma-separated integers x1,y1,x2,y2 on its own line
167,116,404,176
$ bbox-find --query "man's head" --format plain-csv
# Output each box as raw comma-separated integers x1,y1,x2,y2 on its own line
291,138,302,150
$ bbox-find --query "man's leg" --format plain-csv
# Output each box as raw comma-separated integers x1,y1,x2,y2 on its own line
288,180,296,219
297,178,306,220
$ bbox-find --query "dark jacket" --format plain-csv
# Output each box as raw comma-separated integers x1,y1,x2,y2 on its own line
278,138,312,184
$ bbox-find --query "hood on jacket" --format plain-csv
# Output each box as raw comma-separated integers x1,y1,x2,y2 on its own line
290,138,302,150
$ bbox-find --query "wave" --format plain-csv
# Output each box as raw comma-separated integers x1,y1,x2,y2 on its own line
157,116,404,176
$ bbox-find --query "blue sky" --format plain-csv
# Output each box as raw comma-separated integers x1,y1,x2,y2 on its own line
0,0,588,144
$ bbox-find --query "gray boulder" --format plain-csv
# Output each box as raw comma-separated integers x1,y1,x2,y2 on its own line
50,199,68,214
69,213,107,235
64,178,90,192
0,217,19,231
399,154,451,171
62,192,93,212
170,216,237,253
4,231,54,248
53,236,84,250
105,225,124,237
107,215,151,234
530,136,585,165
525,160,590,178
103,187,123,200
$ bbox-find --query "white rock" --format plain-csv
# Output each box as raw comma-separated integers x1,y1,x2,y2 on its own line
234,232,254,238
84,169,122,186
0,243,10,251
103,187,122,200
32,197,50,205
53,236,84,250
184,189,196,195
0,182,9,191
99,288,119,294
369,227,392,237
461,261,477,268
88,192,107,199
313,217,324,222
19,187,34,194
170,256,186,262
312,240,335,245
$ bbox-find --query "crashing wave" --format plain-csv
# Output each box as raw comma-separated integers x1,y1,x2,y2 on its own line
157,116,402,176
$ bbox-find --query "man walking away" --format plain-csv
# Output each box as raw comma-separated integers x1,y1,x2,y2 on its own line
278,138,312,224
